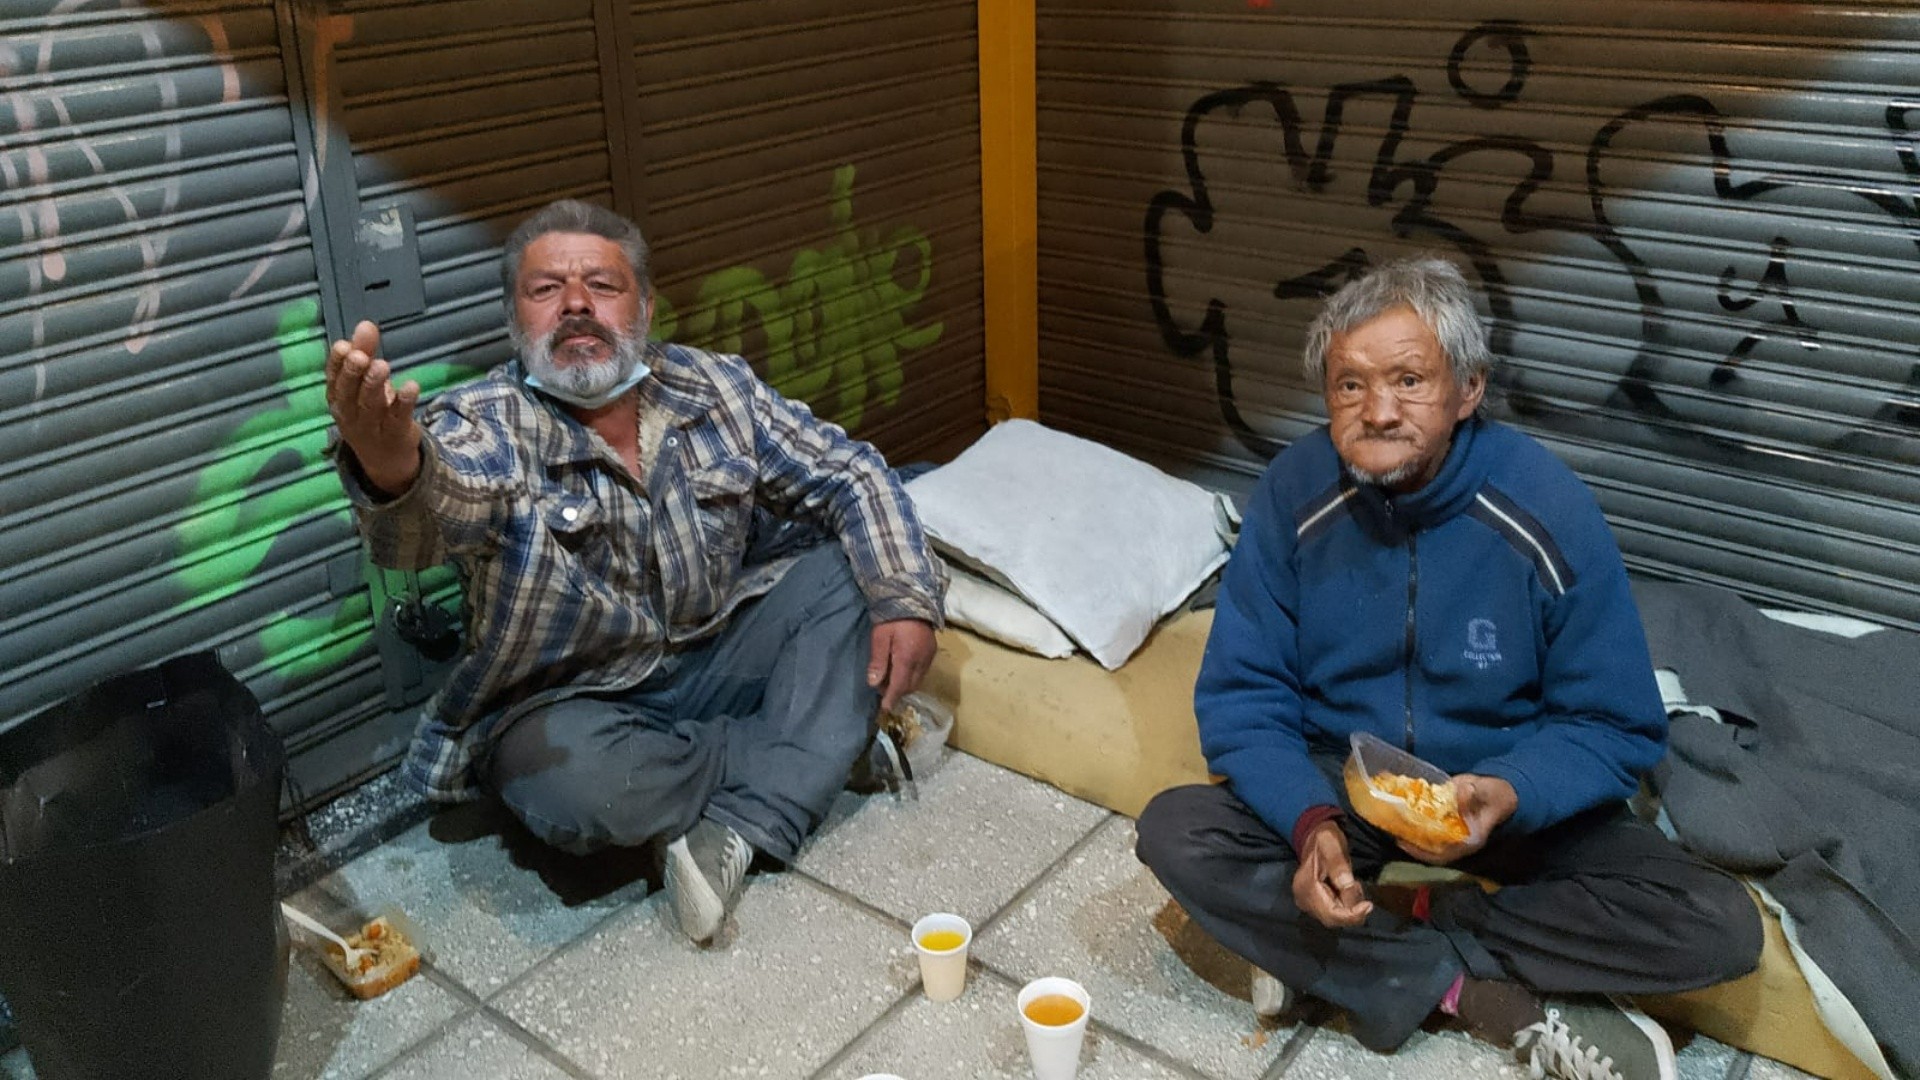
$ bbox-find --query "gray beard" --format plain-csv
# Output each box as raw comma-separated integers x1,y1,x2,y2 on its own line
513,313,650,400
1344,457,1421,488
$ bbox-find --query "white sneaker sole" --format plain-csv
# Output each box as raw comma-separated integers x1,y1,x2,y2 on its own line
664,836,725,944
1612,997,1677,1080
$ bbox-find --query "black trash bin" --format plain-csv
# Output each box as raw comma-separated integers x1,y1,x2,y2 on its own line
0,652,288,1080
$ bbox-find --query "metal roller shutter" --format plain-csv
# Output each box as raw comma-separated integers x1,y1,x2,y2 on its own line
1038,2,1920,628
631,0,986,463
0,1,390,804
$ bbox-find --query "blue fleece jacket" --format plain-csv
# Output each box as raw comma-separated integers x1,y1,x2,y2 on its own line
1197,417,1667,843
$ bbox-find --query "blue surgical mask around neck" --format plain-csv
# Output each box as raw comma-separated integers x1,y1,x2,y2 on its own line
523,360,651,410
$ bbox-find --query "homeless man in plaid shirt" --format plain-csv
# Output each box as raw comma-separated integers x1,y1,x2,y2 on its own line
324,199,945,945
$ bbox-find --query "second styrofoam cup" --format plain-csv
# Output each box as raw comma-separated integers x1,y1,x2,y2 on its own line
911,912,971,1002
1017,976,1091,1080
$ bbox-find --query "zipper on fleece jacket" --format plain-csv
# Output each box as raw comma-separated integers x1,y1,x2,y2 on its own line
1404,532,1418,754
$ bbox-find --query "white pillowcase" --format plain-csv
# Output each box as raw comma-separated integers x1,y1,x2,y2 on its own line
942,562,1077,658
907,420,1236,670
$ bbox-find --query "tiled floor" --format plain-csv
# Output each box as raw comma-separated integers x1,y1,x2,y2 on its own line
3,750,1821,1080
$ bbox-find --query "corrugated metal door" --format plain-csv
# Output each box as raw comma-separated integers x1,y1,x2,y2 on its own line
0,2,387,803
1038,2,1920,629
630,0,987,463
0,0,642,807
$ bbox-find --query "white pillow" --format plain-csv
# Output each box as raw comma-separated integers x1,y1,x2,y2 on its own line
942,562,1076,659
906,420,1236,670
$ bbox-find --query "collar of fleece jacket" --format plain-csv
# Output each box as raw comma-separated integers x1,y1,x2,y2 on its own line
1346,416,1488,541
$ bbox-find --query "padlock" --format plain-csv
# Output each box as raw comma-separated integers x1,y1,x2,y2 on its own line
389,598,461,662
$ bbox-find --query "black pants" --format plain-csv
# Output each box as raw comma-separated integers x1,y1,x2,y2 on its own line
1135,754,1761,1051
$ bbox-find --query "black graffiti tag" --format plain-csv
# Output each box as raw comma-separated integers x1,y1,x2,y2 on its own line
1144,20,1920,460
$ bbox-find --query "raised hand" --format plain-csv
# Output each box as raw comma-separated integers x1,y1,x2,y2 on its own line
325,320,422,497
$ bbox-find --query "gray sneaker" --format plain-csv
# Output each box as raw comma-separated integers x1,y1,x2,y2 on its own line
1250,965,1293,1019
1514,996,1676,1080
664,819,753,945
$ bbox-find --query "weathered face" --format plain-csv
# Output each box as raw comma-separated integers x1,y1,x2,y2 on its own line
510,231,652,405
511,231,648,367
1323,304,1484,492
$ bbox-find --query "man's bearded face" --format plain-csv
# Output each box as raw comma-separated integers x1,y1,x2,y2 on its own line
509,231,651,401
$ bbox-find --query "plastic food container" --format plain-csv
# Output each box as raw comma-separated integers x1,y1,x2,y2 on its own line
881,691,955,780
314,909,426,1000
1342,731,1480,850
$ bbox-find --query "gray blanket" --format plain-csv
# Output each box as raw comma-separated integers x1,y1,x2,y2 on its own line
1632,579,1920,1080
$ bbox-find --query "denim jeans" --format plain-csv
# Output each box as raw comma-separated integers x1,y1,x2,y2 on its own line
484,543,876,863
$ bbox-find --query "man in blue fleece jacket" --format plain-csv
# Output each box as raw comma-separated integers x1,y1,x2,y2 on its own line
1135,257,1760,1080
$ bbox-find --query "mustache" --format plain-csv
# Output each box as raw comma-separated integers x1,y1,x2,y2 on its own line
548,316,615,348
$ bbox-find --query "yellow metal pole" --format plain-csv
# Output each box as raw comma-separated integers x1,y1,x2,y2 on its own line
977,0,1039,422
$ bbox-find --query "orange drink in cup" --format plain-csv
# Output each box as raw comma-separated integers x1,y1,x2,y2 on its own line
910,912,971,1002
1017,976,1091,1080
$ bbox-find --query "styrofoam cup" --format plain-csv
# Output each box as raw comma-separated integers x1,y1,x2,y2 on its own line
911,912,971,1002
1017,976,1091,1080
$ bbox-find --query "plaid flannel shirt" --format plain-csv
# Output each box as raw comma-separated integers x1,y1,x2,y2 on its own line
338,342,945,802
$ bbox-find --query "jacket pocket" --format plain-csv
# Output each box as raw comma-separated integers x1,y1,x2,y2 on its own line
688,459,756,558
541,491,616,584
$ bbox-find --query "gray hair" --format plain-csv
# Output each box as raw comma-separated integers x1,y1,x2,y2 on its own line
500,199,651,300
1302,255,1491,388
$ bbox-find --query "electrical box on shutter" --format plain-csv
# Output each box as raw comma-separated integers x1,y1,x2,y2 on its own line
354,203,427,323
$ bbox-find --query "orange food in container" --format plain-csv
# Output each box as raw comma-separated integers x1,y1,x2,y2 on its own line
1342,732,1478,851
317,914,423,1000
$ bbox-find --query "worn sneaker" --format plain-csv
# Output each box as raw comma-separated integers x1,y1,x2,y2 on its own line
1514,997,1676,1080
663,819,753,945
1250,965,1293,1019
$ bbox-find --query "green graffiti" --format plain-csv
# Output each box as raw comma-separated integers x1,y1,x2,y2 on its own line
662,164,943,428
169,298,483,679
